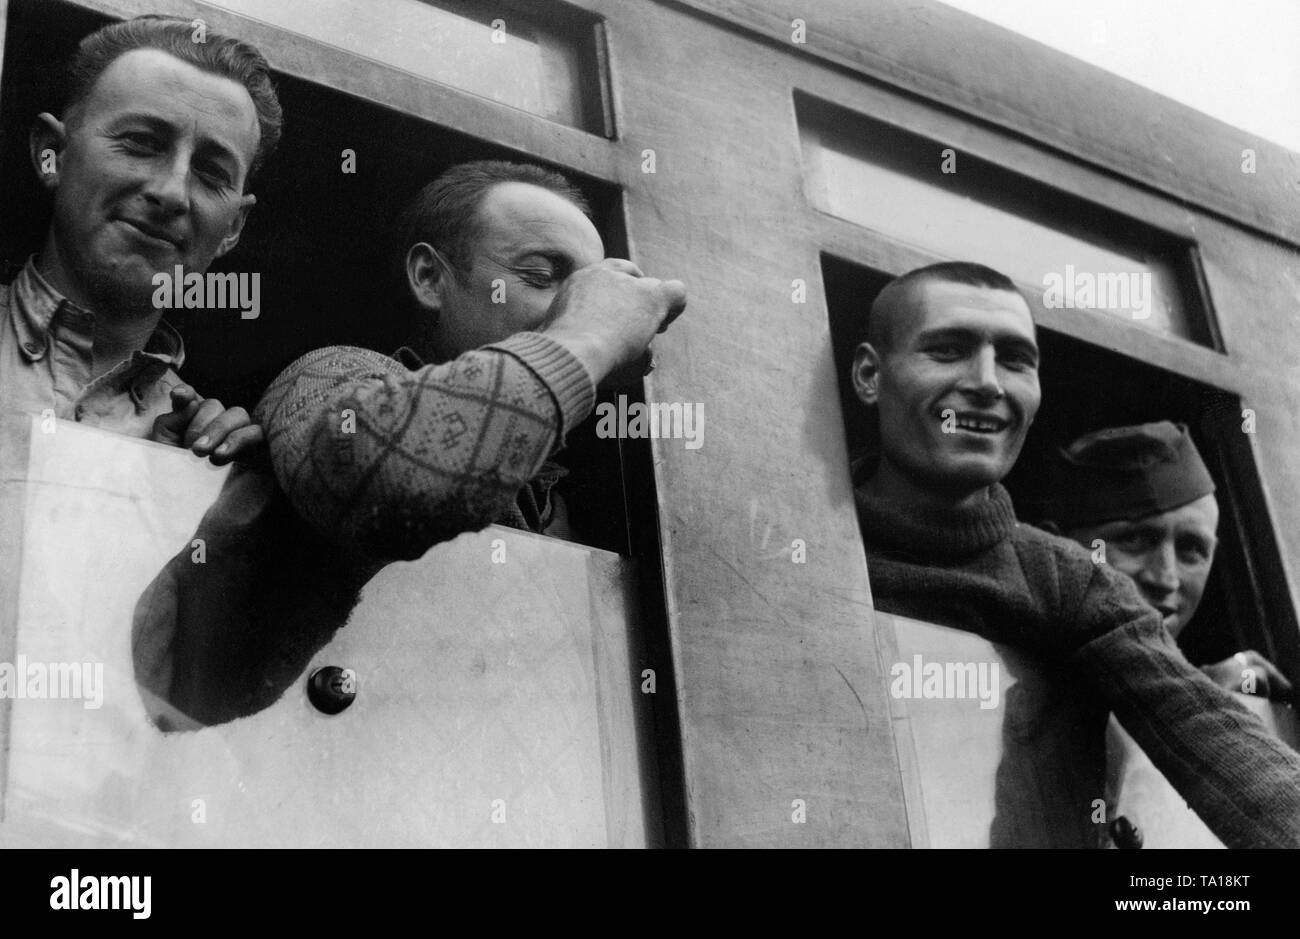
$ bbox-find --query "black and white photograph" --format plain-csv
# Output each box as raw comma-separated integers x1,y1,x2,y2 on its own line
0,0,1296,917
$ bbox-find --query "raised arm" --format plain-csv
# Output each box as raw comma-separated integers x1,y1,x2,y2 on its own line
254,333,594,561
255,259,686,561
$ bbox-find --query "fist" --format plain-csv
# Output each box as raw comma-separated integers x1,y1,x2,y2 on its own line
542,258,687,385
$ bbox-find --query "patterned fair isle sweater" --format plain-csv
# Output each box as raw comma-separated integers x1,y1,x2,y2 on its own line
135,334,594,728
856,482,1300,849
254,333,595,561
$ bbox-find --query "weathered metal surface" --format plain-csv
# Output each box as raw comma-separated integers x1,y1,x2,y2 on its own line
0,416,652,846
879,612,1298,848
5,0,1296,850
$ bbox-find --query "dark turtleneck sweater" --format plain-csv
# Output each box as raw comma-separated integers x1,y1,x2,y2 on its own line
856,482,1300,849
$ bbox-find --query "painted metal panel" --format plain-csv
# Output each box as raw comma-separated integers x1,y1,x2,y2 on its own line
14,0,1298,850
600,0,913,846
0,415,651,846
877,611,1298,848
670,0,1300,246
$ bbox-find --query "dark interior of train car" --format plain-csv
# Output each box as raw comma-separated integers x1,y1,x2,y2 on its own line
822,253,1299,675
0,0,655,559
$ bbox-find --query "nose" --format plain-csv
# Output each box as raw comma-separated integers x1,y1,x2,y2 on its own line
141,151,189,216
959,345,1004,400
1137,542,1179,597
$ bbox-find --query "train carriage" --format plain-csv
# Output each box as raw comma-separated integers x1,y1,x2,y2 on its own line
0,0,1296,848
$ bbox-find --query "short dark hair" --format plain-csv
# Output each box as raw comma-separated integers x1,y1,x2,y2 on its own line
394,160,591,285
62,15,282,182
866,261,1024,352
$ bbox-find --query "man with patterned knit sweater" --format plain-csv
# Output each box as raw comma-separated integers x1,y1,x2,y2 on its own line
132,161,685,727
255,160,685,558
848,261,1300,848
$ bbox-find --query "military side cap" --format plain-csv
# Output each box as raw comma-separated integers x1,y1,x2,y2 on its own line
1049,421,1215,529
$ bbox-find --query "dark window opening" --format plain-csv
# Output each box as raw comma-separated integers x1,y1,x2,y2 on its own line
1,0,688,844
0,0,632,556
823,253,1297,678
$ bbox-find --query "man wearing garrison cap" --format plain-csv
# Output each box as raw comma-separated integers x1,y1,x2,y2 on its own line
1045,422,1294,847
1049,421,1291,700
849,260,1300,848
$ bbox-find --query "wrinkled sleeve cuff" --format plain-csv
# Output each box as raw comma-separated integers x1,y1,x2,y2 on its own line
486,332,597,439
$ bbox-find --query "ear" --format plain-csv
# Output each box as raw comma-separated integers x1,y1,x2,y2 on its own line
851,341,883,407
405,242,452,322
213,193,256,260
30,113,67,191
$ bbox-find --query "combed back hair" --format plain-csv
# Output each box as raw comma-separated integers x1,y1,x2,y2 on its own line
394,160,592,285
62,15,282,182
865,261,1024,353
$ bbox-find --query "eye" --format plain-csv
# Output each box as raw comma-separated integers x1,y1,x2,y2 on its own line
1112,530,1153,552
1000,349,1037,370
195,162,233,189
117,131,163,153
1176,539,1212,564
517,268,558,288
927,342,964,359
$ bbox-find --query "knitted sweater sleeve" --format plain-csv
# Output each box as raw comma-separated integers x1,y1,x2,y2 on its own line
1070,563,1300,848
252,333,595,562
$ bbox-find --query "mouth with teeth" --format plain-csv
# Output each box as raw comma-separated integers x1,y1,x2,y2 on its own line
943,411,1011,434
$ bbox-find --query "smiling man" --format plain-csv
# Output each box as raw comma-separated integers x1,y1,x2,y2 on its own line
849,261,1300,848
1050,421,1292,700
1042,421,1293,847
0,15,278,461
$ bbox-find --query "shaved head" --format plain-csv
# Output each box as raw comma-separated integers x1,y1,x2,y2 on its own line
867,262,1025,354
849,260,1040,503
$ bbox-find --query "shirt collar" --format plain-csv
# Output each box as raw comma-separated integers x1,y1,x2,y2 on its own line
11,257,185,369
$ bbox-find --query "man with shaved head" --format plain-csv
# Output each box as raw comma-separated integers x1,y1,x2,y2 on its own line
855,263,1042,501
849,260,1300,848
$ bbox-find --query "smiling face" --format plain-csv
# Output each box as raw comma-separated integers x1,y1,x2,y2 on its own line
854,279,1041,500
36,48,259,313
419,181,605,360
1066,493,1219,637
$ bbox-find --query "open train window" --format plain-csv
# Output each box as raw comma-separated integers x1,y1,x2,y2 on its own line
822,253,1298,678
0,0,638,556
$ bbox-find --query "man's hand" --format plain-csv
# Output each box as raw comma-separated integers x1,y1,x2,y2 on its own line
542,258,687,386
151,384,266,466
1201,649,1294,701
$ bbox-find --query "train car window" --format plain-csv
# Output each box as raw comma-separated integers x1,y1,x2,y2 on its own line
799,94,1219,348
822,253,1298,679
0,0,632,555
205,0,612,135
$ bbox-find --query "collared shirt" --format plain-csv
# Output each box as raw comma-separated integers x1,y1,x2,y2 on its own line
0,258,186,438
